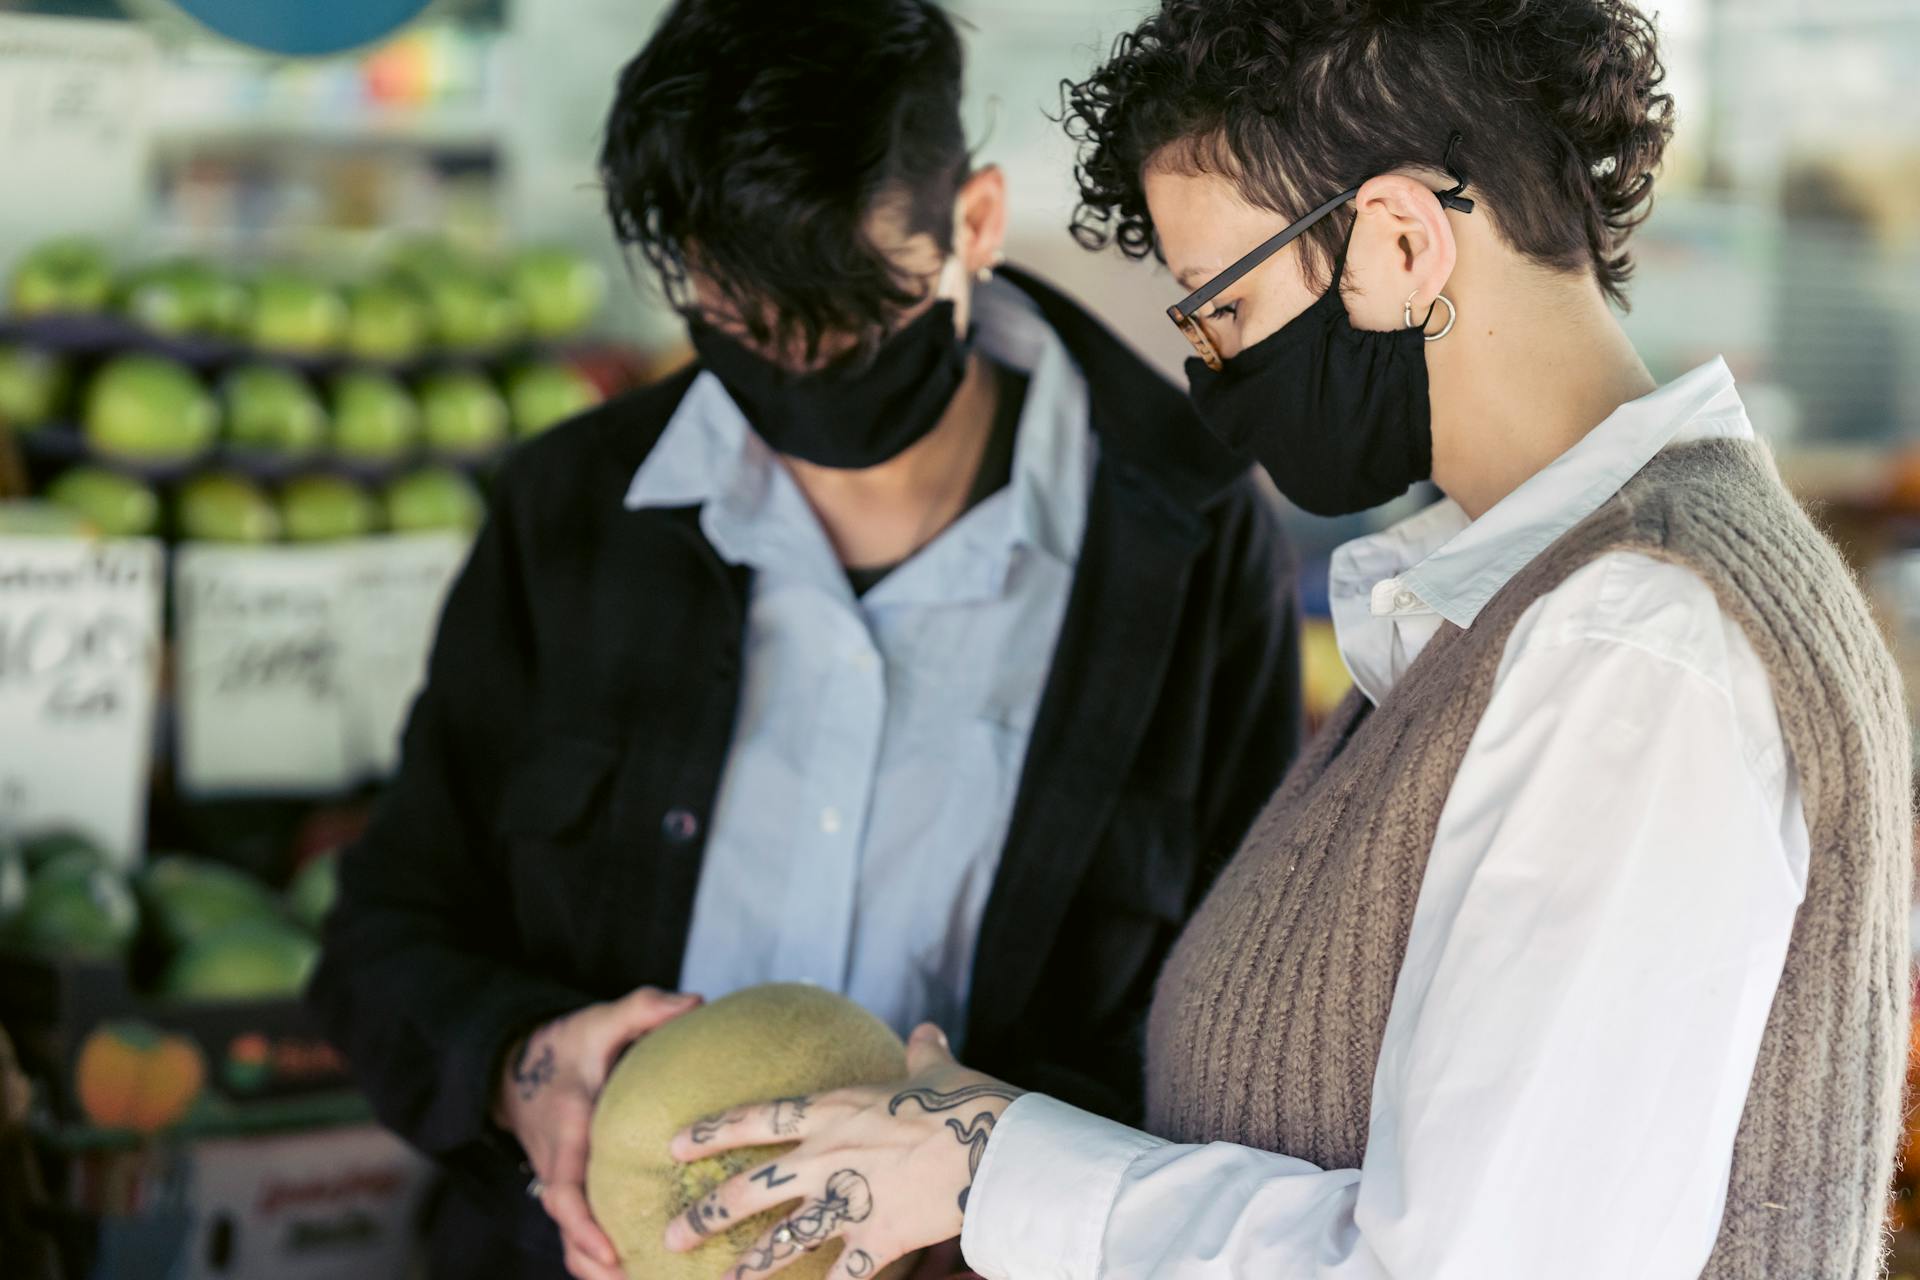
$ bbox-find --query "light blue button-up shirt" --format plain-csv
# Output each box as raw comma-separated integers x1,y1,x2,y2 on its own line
624,278,1095,1042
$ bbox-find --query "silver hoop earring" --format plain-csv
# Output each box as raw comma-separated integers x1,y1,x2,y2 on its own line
975,266,994,284
1405,291,1457,342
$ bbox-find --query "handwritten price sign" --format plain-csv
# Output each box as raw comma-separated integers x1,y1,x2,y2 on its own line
174,545,356,795
0,537,163,864
174,536,469,796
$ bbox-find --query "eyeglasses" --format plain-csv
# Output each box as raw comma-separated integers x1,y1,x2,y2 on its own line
1167,132,1476,371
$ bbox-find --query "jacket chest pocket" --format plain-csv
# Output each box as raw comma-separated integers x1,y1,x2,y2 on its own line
497,735,624,974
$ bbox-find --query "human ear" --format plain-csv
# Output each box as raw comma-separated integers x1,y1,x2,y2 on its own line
1342,172,1458,333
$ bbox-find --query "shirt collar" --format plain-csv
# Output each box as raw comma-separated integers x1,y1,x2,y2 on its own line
1332,355,1752,632
623,277,1093,601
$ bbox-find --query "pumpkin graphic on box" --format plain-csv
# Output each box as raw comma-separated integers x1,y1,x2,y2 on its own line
223,1031,272,1093
75,1020,207,1133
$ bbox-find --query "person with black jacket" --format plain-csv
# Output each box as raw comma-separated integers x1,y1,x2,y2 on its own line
306,3,1302,1277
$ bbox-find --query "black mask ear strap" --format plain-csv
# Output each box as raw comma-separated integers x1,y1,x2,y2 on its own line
1437,131,1475,214
1328,208,1360,293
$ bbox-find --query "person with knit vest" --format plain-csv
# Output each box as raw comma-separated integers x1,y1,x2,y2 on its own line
659,3,1914,1278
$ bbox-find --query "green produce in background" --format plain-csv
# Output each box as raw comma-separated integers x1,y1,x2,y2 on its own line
385,465,483,534
330,368,420,461
423,274,527,352
119,259,249,338
508,361,603,438
511,247,607,339
138,854,284,952
383,235,468,287
285,853,339,933
246,272,348,355
160,918,319,1001
420,369,510,456
0,501,93,537
3,852,138,961
21,830,109,874
0,344,70,430
0,842,27,927
280,474,379,542
223,363,327,457
46,467,160,539
84,355,219,462
345,280,430,363
177,472,281,544
8,239,113,316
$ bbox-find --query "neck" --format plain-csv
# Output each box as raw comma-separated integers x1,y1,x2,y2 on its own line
784,350,999,569
1426,268,1656,520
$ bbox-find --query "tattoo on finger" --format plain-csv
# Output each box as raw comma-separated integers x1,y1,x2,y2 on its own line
770,1096,811,1137
734,1170,873,1275
692,1107,749,1144
750,1163,798,1190
685,1196,731,1238
844,1248,875,1278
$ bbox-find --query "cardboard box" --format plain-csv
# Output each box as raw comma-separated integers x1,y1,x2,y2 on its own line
33,1124,432,1280
0,949,360,1138
178,1124,432,1280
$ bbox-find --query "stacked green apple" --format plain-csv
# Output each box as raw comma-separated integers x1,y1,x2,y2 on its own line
223,363,328,459
117,259,249,340
8,240,114,317
83,355,221,464
0,344,70,431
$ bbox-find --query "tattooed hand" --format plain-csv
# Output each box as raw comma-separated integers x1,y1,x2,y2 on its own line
495,986,703,1280
663,1024,1021,1280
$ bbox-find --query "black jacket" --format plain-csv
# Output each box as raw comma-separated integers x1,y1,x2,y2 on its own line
308,269,1301,1276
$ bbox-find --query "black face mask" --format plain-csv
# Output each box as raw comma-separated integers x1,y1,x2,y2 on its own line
687,300,971,470
1184,244,1434,518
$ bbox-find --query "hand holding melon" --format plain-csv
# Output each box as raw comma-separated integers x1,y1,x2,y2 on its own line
496,986,705,1280
594,988,1018,1280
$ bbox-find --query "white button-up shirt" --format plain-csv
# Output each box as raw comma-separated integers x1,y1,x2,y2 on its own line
962,357,1811,1279
625,278,1095,1042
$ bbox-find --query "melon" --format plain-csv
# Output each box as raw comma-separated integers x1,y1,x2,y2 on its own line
587,983,917,1280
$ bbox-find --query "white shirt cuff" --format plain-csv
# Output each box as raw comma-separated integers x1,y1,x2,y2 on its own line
960,1093,1168,1280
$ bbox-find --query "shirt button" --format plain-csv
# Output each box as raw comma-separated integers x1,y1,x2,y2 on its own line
819,807,842,835
850,651,878,673
1394,590,1417,610
661,808,701,845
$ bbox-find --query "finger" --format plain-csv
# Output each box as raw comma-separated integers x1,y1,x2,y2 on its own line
670,1092,823,1162
905,1023,955,1075
563,1234,628,1280
663,1152,821,1254
826,1236,890,1280
542,1181,619,1269
725,1203,851,1280
611,986,702,1040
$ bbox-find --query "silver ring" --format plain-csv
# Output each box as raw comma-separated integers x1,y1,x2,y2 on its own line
527,1176,546,1200
772,1225,794,1246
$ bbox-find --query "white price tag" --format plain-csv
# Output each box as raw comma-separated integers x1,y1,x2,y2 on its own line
342,533,469,778
0,537,162,865
174,544,356,796
0,16,156,274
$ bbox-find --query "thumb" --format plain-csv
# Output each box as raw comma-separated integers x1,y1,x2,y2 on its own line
605,987,701,1046
905,1022,955,1074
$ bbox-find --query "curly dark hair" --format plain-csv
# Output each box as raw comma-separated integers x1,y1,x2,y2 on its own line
600,0,969,362
1060,0,1675,307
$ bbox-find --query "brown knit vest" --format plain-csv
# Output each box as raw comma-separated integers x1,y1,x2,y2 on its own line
1147,439,1913,1277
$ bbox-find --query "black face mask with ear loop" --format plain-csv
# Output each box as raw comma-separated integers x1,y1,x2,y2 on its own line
1181,136,1472,517
1184,227,1435,517
687,298,972,470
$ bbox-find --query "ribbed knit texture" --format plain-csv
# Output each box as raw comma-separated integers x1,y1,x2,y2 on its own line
1146,439,1913,1276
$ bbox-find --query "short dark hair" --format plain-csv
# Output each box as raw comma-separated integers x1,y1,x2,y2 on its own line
600,0,969,360
1060,0,1675,307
